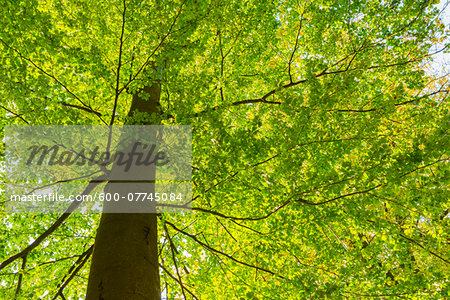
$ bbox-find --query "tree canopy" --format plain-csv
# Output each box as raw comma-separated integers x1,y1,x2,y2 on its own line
0,0,449,299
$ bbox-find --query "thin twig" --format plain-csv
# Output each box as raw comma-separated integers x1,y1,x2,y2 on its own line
13,256,27,300
0,175,107,272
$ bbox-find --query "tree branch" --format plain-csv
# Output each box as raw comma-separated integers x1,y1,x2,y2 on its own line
295,184,383,206
118,0,186,96
110,0,127,126
0,38,99,121
0,175,107,272
13,256,27,300
0,104,29,124
159,263,199,300
399,234,449,264
166,221,285,279
163,223,187,300
288,12,305,83
60,101,103,118
194,43,441,118
52,245,94,300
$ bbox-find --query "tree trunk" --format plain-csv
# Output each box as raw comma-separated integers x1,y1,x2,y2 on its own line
86,82,162,300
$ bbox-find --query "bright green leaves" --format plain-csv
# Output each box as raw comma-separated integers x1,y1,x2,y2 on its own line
0,0,449,299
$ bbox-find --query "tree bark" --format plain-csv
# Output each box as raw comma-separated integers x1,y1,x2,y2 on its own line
86,82,162,300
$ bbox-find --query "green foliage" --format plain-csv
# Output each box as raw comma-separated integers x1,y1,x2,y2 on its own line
0,0,448,299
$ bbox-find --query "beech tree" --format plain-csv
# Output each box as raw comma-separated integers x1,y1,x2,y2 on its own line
1,0,449,299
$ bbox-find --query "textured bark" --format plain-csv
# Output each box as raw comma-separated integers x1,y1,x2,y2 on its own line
86,83,162,300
